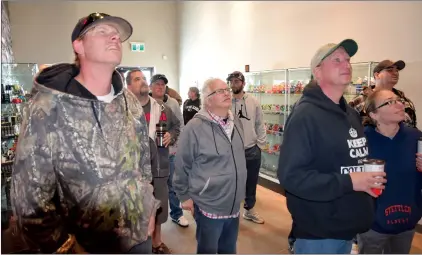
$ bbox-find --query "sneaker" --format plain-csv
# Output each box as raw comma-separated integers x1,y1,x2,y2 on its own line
153,243,172,254
288,239,295,254
351,243,359,254
243,209,265,224
171,215,189,227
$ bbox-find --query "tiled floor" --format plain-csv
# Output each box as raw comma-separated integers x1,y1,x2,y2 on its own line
161,185,422,254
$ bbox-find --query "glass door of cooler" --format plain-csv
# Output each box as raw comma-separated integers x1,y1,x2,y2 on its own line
286,67,312,116
245,70,287,181
346,62,374,103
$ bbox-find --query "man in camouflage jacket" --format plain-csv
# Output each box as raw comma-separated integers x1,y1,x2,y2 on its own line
11,13,160,253
349,60,417,128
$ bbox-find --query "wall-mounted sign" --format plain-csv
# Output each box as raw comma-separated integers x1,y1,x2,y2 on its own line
130,42,145,52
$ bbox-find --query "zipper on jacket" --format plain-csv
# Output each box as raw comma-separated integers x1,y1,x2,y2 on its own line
214,123,239,215
230,144,238,215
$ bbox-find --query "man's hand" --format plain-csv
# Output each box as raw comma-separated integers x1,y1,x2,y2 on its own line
181,199,194,216
147,214,155,236
163,132,172,147
417,153,422,172
349,172,387,198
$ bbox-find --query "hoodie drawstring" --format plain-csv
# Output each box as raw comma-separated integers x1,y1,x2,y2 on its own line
91,101,103,134
90,93,129,135
211,124,219,155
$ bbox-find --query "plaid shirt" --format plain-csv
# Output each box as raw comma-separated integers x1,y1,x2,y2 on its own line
349,86,417,128
207,110,234,141
198,110,239,219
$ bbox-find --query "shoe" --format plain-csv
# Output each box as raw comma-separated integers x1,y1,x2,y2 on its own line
171,215,189,227
351,243,359,254
153,243,172,254
243,209,265,224
288,239,295,254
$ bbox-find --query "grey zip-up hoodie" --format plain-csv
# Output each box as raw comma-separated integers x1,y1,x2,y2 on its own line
173,109,247,215
232,93,266,149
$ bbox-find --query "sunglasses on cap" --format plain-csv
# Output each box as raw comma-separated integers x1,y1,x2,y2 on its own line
78,13,110,37
72,12,133,42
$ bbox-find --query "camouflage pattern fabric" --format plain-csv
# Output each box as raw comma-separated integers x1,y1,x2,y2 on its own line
11,73,160,253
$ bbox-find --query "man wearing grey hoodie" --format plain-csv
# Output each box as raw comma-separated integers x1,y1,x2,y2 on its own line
228,71,267,224
173,78,247,254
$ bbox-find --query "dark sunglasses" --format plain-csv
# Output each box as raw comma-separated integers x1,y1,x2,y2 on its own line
79,13,110,36
375,98,405,110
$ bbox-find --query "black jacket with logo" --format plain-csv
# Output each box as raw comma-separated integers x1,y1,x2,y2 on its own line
183,98,201,125
278,81,374,240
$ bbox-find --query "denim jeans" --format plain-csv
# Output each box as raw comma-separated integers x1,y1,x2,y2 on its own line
194,205,239,254
168,154,183,220
294,238,352,254
244,145,262,210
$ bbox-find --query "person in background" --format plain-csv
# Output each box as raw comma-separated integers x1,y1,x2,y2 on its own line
277,39,387,254
349,60,417,128
149,74,189,228
166,85,183,106
183,86,201,125
173,78,247,254
127,69,181,254
357,89,422,254
11,12,159,254
228,71,267,224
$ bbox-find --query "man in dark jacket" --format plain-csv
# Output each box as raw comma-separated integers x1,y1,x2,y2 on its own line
277,39,387,254
11,13,159,254
183,86,201,124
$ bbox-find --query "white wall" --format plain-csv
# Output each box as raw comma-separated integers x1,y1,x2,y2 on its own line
8,1,180,90
178,1,422,129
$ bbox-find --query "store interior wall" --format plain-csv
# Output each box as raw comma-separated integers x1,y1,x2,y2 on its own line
5,1,422,129
7,1,180,91
178,1,422,129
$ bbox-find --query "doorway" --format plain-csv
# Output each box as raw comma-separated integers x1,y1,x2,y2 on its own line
116,66,155,86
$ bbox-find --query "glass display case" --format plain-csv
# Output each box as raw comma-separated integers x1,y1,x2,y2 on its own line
244,62,377,185
1,63,37,229
244,70,287,182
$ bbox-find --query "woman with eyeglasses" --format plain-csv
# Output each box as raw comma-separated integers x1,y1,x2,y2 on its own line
357,89,422,254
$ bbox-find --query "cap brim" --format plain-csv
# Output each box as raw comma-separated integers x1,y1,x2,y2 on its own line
392,60,405,70
82,16,133,42
337,39,358,58
319,39,358,64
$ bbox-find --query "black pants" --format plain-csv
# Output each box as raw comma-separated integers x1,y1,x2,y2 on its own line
244,145,262,210
127,237,152,254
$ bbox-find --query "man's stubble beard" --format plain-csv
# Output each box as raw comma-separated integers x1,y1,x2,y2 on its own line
232,87,243,95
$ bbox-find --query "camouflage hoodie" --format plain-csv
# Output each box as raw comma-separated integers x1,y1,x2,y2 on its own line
11,64,160,253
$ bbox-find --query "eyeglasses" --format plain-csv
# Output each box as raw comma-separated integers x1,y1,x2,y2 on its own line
208,88,231,97
375,98,405,110
79,13,110,37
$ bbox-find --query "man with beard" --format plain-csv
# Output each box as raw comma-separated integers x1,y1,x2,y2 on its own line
227,71,267,224
127,69,181,254
149,74,189,229
349,60,417,128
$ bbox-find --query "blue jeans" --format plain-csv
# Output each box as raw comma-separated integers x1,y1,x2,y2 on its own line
244,145,262,210
194,205,239,254
168,155,183,220
294,239,352,254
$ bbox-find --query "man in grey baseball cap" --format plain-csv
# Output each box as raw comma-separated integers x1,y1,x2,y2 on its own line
278,39,385,254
